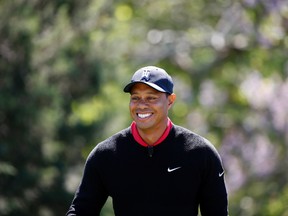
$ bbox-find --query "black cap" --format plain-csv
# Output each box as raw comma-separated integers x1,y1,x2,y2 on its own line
123,66,174,94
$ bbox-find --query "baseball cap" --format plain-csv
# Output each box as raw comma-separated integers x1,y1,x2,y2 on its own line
123,66,174,94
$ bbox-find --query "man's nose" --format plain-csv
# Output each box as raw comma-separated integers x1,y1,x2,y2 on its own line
137,98,149,106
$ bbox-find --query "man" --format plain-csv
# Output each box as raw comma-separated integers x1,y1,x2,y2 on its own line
66,66,228,216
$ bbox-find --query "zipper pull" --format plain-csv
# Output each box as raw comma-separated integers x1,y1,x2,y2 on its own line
147,145,153,157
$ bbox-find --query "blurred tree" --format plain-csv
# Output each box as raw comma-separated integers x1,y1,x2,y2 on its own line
0,1,104,215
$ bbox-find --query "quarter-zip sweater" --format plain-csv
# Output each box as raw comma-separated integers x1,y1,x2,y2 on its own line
66,124,228,216
130,119,172,157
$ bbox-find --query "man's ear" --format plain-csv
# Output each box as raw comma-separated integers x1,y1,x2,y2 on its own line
168,93,176,107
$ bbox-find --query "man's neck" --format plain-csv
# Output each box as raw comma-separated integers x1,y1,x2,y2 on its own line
130,119,172,147
137,119,168,146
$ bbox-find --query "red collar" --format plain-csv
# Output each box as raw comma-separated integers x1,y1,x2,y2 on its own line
130,119,172,147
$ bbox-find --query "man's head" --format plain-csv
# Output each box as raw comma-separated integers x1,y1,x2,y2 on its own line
123,66,174,95
124,66,176,133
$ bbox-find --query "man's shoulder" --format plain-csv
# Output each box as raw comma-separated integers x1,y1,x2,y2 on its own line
172,124,205,141
172,124,215,150
172,124,221,161
89,127,131,156
99,127,131,147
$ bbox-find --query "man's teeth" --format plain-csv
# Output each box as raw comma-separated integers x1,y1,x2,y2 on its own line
138,113,152,118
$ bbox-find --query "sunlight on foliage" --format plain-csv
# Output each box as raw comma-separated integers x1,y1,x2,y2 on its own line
0,162,17,176
172,101,188,118
115,4,133,21
70,97,106,126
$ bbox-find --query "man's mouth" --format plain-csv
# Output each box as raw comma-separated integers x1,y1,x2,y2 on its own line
137,113,152,119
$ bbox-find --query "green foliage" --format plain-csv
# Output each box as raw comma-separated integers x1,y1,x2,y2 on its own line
1,0,288,215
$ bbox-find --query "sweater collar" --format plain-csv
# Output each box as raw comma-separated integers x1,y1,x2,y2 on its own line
130,118,172,147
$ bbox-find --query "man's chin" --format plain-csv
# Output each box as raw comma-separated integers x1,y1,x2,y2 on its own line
135,122,153,131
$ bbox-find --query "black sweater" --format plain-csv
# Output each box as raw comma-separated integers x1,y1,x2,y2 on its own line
66,125,228,216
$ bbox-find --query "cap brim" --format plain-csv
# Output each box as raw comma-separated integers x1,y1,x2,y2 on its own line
123,81,166,93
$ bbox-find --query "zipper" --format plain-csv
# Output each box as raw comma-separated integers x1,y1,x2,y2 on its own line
147,145,154,157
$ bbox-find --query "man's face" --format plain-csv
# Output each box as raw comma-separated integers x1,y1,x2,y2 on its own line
129,83,176,133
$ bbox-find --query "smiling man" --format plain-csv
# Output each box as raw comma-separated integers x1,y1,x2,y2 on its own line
128,83,175,145
66,66,228,216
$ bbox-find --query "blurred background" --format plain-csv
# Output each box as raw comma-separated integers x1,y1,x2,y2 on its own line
1,0,288,215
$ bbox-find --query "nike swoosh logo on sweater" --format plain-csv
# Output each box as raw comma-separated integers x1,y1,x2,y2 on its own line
219,171,225,177
167,167,181,172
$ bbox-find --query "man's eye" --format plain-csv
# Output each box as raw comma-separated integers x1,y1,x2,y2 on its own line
131,97,139,101
147,97,157,101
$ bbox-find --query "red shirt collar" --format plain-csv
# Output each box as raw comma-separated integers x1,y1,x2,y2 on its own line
130,119,172,147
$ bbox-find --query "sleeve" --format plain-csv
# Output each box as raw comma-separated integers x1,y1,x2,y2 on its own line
66,147,109,216
199,144,229,216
